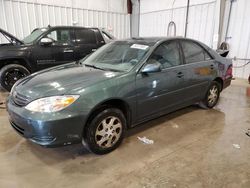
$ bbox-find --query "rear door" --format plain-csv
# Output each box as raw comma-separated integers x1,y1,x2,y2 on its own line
179,40,215,101
74,28,99,60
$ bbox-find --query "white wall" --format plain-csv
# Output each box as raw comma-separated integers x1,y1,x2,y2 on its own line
140,0,250,79
140,0,218,48
13,0,128,13
221,0,250,79
0,0,130,41
140,0,216,13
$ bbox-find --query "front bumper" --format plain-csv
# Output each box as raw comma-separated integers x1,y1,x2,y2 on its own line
6,97,86,147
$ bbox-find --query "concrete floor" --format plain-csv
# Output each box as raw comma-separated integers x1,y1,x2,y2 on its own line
0,79,250,188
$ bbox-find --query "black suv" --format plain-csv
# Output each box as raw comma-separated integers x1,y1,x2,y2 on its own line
0,26,114,91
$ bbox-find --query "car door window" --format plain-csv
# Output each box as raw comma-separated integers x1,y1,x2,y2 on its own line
75,29,96,44
46,29,72,45
181,41,212,64
149,41,181,69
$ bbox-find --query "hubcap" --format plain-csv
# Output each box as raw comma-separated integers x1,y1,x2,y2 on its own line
95,116,122,148
4,69,26,87
208,85,218,105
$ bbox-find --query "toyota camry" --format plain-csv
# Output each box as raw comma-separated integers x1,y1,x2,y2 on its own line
7,37,232,154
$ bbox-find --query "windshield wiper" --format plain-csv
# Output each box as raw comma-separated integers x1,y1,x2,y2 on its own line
84,64,123,72
84,64,106,71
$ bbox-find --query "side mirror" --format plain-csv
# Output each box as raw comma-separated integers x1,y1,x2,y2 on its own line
40,37,53,46
141,60,161,74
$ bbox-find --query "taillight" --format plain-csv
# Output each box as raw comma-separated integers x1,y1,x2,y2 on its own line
226,65,233,77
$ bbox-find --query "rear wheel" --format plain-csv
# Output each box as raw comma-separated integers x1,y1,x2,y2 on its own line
200,81,221,109
83,108,126,155
0,64,30,91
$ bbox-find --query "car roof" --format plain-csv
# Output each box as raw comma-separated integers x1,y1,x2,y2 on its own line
36,25,102,30
115,36,186,46
116,37,212,49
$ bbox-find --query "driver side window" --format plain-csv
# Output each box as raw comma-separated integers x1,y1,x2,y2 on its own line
149,41,181,69
46,29,72,45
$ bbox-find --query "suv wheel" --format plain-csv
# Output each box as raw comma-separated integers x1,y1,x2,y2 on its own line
83,108,126,155
0,64,30,91
199,81,221,109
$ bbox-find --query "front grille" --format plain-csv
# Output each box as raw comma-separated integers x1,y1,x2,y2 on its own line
12,91,30,107
10,121,25,135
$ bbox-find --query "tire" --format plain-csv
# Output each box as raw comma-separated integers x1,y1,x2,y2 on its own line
0,64,30,91
199,81,221,109
83,108,126,155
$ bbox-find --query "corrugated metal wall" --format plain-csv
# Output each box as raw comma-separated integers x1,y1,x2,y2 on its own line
0,0,130,42
140,1,216,47
1,0,250,79
222,0,250,79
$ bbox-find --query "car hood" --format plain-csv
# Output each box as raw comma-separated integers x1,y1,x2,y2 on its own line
14,63,124,101
0,28,23,45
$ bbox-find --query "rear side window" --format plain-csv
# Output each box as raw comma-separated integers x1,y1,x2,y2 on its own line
181,41,212,64
75,29,96,44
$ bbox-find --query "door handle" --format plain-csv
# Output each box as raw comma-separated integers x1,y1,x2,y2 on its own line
63,49,74,53
92,49,97,52
177,72,184,78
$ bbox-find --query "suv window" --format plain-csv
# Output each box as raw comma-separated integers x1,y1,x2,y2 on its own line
46,29,72,45
149,41,181,69
75,29,96,44
181,41,212,64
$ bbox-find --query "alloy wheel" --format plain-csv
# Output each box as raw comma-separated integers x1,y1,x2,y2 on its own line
207,85,218,106
95,116,122,148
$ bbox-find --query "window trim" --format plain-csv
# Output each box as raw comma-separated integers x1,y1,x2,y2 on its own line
179,39,214,65
38,28,74,46
145,40,184,70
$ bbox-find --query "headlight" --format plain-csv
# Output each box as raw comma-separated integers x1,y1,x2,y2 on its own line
25,95,80,112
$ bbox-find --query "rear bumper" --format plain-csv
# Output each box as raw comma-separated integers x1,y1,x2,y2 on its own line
223,76,232,90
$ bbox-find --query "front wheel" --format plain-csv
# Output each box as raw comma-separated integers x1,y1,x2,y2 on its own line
0,64,30,91
83,108,126,155
200,81,221,109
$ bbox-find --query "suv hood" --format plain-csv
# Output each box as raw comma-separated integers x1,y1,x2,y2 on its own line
0,28,23,45
14,63,123,101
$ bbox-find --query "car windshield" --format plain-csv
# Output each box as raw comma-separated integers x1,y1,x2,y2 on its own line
23,28,48,44
82,41,151,72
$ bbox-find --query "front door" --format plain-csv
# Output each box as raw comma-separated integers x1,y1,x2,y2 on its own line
34,28,75,70
135,41,186,122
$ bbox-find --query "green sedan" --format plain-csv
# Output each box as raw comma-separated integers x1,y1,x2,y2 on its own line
7,37,232,154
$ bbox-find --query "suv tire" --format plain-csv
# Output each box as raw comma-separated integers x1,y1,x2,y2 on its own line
0,64,30,91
